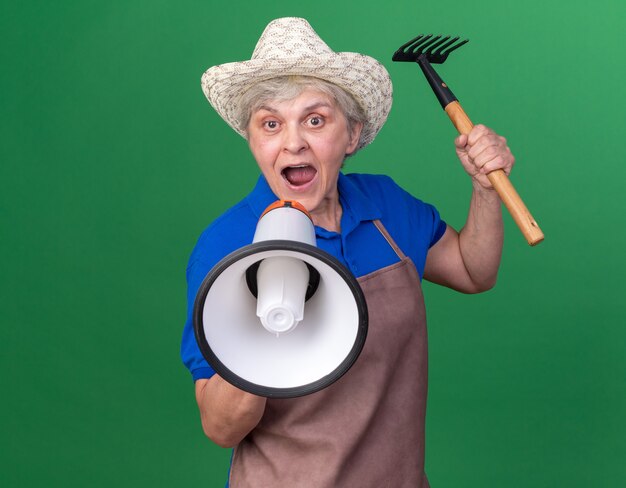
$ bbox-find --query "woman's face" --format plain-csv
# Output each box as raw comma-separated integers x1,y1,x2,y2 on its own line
247,88,362,221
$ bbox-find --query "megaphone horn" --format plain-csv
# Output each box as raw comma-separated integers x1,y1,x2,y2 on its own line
193,200,368,398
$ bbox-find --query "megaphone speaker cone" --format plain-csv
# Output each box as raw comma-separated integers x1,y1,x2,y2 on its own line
193,200,367,398
193,241,368,398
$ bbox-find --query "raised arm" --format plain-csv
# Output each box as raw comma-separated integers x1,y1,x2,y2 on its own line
424,124,514,293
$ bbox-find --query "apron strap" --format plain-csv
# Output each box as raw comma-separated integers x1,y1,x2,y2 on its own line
372,219,406,260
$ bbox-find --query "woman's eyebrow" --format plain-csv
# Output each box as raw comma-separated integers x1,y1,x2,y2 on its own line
255,101,333,114
303,101,333,112
256,104,278,114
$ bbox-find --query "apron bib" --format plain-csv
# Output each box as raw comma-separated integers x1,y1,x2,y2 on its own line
230,220,430,487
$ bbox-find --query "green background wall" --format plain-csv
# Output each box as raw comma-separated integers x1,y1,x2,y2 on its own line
2,0,624,486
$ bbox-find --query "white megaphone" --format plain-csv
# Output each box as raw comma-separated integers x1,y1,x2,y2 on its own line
193,200,368,398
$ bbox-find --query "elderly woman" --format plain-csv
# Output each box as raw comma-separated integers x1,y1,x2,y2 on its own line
181,17,513,487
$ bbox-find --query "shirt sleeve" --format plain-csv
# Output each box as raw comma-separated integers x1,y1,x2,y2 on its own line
180,201,259,382
428,203,447,247
180,257,216,382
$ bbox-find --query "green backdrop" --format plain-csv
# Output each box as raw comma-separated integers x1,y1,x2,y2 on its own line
2,0,624,486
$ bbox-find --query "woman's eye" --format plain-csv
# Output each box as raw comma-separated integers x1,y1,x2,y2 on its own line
308,116,324,127
264,120,279,130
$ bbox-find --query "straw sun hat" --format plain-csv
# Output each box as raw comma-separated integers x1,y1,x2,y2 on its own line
201,17,393,150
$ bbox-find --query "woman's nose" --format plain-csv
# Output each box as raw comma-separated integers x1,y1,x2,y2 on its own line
282,124,308,153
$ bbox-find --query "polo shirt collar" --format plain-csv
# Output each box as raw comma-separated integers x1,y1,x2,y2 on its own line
337,172,381,226
245,173,382,229
246,175,280,219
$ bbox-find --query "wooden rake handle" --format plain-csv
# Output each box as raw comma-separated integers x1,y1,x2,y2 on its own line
445,101,544,246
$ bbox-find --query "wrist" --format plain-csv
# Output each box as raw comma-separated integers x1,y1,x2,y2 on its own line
471,179,501,203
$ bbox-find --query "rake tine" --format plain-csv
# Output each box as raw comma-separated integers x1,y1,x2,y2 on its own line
396,34,426,54
415,35,442,55
440,38,469,57
424,35,451,55
432,36,459,55
408,34,434,54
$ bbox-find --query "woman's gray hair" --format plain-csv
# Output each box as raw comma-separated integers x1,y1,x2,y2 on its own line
237,76,369,158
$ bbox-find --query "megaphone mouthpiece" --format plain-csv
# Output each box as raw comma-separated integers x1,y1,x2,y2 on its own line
256,256,309,335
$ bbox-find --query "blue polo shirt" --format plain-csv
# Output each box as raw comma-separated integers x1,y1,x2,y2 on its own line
181,172,446,381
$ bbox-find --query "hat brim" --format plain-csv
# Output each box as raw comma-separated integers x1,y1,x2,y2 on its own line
201,52,392,149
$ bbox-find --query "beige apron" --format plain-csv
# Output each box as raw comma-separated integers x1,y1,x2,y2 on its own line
230,220,430,487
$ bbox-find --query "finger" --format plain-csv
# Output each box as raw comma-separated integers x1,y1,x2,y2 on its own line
481,154,515,175
467,137,502,162
454,133,469,149
468,126,508,153
469,131,509,158
473,141,514,172
467,124,492,146
476,146,513,170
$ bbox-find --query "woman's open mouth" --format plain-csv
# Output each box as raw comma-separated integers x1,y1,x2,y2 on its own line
281,165,318,189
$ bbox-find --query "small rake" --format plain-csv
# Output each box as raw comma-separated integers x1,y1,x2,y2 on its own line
393,35,544,246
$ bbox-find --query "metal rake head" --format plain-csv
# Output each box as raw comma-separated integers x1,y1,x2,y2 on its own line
392,34,469,64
